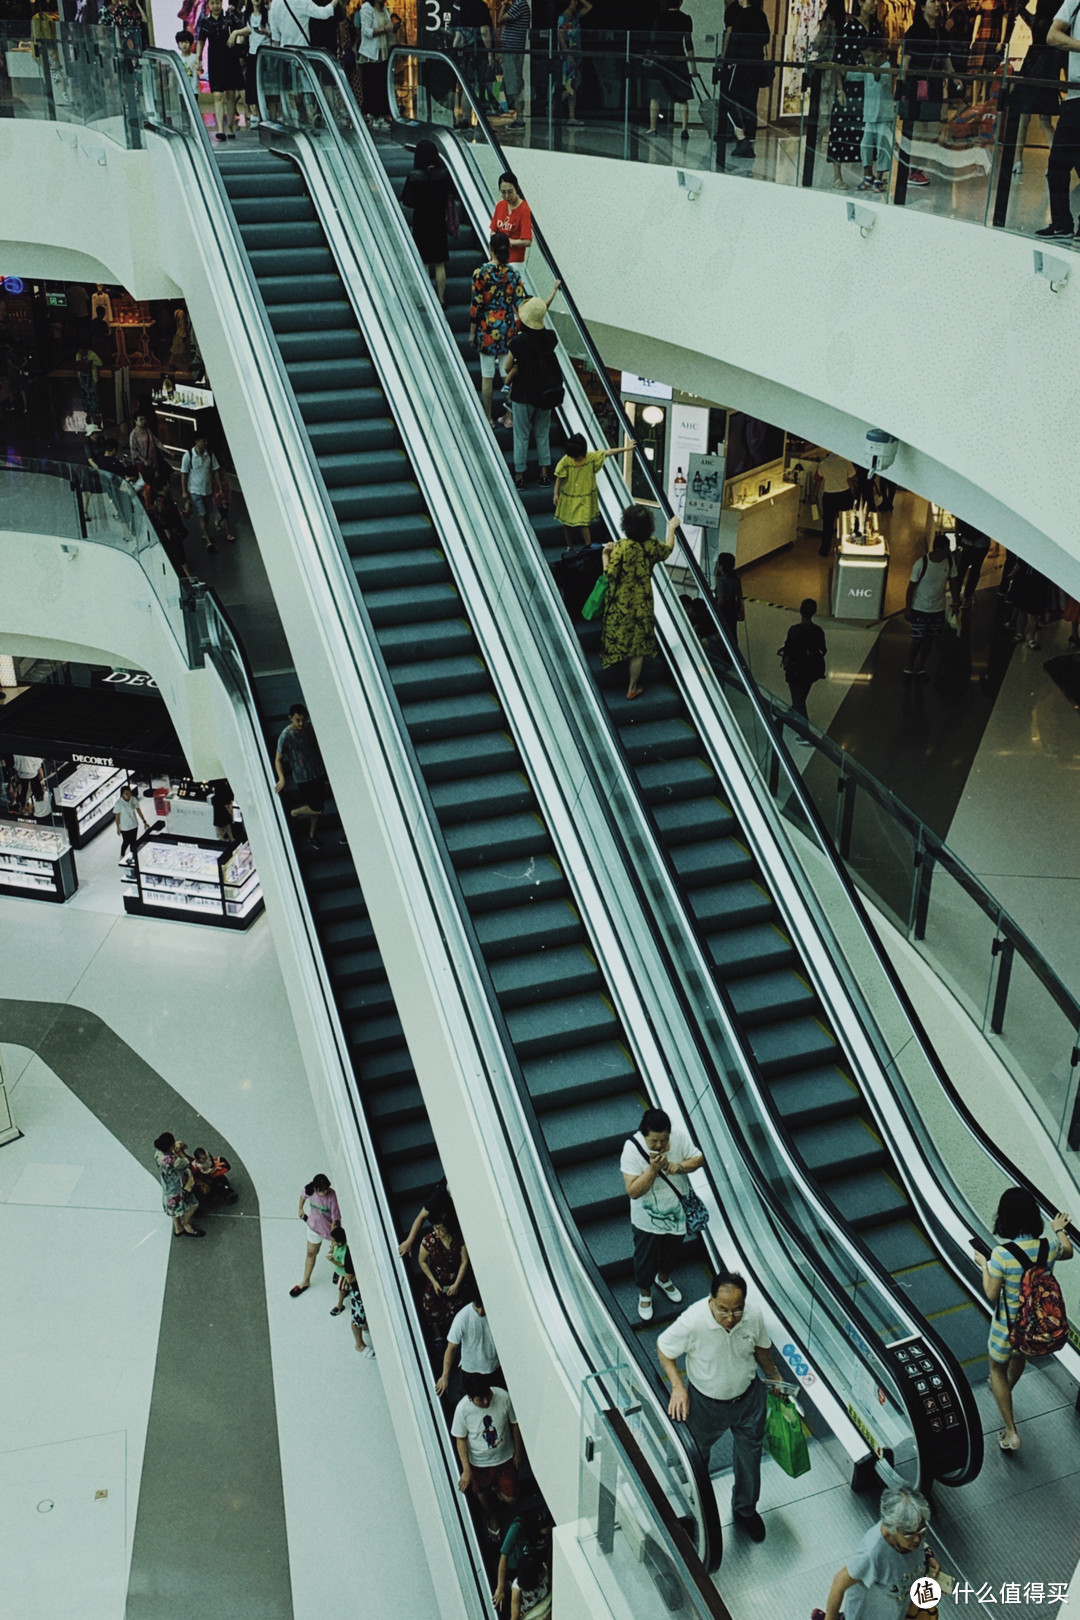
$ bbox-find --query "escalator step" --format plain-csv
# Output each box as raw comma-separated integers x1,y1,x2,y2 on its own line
276,329,368,363
319,448,410,487
474,898,582,961
307,417,400,457
355,550,450,590
768,1066,859,1125
364,583,461,627
348,1011,405,1054
231,195,317,224
386,1151,444,1207
458,855,568,913
860,1219,936,1274
541,1096,631,1164
828,1168,910,1229
339,978,396,1020
928,1303,990,1367
523,1040,638,1109
239,219,325,250
329,946,384,987
355,1043,418,1091
430,770,534,825
444,811,549,869
708,922,795,978
893,1260,970,1318
339,511,433,553
267,300,356,333
620,718,699,765
311,886,367,923
381,1117,438,1165
652,796,736,845
336,485,426,523
401,691,503,742
669,837,754,886
559,1159,628,1221
415,729,518,782
304,855,356,892
491,943,600,1009
367,1079,427,1126
792,1116,886,1178
688,879,774,932
257,273,344,306
288,357,375,392
729,967,817,1027
248,246,336,278
378,618,476,665
294,385,385,423
506,992,617,1058
749,1018,838,1077
320,913,374,952
222,172,308,200
580,1212,633,1277
608,686,685,726
636,755,718,806
388,653,489,703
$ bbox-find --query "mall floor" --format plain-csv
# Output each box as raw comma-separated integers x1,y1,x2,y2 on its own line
0,821,437,1620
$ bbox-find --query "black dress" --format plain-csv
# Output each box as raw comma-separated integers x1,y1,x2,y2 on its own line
197,11,245,93
401,163,452,265
649,5,694,104
827,14,868,165
1014,0,1063,115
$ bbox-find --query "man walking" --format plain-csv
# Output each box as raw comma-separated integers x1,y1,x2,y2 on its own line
1037,3,1080,238
815,451,857,557
657,1269,782,1543
778,598,827,744
274,702,328,848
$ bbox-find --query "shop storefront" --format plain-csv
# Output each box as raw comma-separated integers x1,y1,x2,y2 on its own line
0,671,263,929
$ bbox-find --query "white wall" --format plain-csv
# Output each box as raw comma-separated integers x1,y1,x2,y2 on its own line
512,148,1080,595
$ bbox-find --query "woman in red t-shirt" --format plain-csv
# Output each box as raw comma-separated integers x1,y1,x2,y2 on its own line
489,171,532,264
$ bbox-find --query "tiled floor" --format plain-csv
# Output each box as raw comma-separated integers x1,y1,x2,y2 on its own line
0,872,437,1620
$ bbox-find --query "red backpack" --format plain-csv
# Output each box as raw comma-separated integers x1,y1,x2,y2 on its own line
1003,1239,1068,1357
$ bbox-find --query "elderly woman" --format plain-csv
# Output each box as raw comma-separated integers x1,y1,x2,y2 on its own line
153,1132,204,1237
619,1105,703,1322
601,507,679,700
973,1185,1072,1451
819,1487,950,1619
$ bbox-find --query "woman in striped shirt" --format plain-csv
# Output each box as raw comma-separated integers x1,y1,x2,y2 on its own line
974,1186,1072,1452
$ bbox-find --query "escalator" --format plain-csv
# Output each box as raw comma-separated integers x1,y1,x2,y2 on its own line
376,137,992,1415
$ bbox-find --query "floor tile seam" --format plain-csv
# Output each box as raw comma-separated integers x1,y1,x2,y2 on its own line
61,913,122,1012
0,1425,132,1459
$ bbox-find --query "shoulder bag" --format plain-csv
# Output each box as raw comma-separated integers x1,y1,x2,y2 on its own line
629,1137,709,1236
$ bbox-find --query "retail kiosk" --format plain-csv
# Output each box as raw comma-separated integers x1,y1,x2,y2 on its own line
830,508,890,620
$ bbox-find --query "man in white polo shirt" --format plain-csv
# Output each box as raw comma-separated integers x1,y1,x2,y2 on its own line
657,1269,782,1543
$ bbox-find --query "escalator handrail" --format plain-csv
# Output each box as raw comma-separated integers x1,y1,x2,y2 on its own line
251,44,729,1573
390,47,1080,1244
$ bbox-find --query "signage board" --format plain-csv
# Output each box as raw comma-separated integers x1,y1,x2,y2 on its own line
620,371,673,402
684,452,726,528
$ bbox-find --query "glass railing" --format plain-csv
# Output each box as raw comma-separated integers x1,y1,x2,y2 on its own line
741,679,1080,1157
391,33,1067,241
1,455,200,665
0,19,143,145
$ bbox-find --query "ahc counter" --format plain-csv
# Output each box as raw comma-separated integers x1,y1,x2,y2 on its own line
831,508,890,620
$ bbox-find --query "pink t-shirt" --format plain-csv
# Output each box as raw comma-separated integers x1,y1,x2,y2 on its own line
302,1185,341,1239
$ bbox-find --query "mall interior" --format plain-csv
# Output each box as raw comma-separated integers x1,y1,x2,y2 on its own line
2,3,1080,1618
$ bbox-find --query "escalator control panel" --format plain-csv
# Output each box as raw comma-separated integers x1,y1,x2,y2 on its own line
888,1334,968,1476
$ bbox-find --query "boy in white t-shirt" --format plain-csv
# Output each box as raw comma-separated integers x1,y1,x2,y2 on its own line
175,30,201,91
620,1106,703,1323
451,1375,521,1539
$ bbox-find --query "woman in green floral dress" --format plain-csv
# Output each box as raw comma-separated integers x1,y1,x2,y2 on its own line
600,506,679,700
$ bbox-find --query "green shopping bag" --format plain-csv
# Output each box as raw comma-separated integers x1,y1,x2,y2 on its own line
581,574,608,620
764,1389,810,1478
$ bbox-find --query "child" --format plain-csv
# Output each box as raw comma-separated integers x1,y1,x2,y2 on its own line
327,1225,374,1357
854,40,896,194
552,434,632,548
175,30,200,91
189,1146,238,1204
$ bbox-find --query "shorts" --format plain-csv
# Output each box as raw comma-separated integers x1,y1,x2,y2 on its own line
188,491,213,519
909,608,945,640
286,777,327,813
305,1226,327,1249
349,1286,367,1330
469,1458,518,1499
479,351,509,380
502,51,524,102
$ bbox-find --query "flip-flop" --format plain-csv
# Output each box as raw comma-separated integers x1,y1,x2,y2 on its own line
330,1305,345,1316
289,1284,310,1298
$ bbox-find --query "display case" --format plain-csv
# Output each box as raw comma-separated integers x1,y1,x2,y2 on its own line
54,763,126,848
830,507,890,620
121,833,263,929
0,822,78,903
717,460,800,568
152,383,218,471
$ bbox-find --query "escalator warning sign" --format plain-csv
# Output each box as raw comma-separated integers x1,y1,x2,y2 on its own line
1068,1322,1080,1353
846,1403,883,1457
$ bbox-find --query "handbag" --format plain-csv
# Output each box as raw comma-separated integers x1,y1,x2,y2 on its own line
629,1137,710,1236
916,77,930,100
764,1388,811,1477
581,573,607,619
446,192,462,240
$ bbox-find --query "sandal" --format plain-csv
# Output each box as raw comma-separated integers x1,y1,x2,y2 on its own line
180,1227,205,1237
330,1305,345,1316
289,1283,310,1298
626,687,644,701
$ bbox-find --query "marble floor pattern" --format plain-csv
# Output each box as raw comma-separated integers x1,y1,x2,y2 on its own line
0,883,438,1620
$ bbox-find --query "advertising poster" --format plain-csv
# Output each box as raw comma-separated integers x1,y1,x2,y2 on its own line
666,403,709,567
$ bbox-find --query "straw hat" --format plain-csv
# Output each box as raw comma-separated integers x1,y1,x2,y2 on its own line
519,298,548,331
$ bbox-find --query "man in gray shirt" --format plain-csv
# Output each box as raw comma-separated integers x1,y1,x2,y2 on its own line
274,702,327,848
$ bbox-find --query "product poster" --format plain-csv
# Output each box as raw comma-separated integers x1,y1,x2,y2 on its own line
666,403,709,566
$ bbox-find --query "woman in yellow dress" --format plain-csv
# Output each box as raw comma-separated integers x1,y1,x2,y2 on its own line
552,432,631,547
601,506,680,700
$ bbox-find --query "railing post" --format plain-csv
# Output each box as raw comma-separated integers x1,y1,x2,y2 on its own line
597,1411,618,1555
989,935,1014,1036
622,34,630,160
767,738,780,799
801,62,822,188
836,762,856,862
70,474,88,539
991,70,1019,230
912,841,934,941
713,41,728,172
180,580,207,669
1067,1035,1080,1152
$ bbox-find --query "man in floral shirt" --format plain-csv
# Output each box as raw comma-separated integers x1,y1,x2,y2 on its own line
468,230,525,424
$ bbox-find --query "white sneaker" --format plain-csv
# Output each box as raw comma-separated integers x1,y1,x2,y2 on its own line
655,1276,682,1303
638,1294,654,1321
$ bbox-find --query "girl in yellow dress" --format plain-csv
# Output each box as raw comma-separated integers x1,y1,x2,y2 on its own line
552,433,632,547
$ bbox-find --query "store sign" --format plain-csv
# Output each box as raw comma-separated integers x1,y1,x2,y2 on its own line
684,453,725,528
103,671,158,689
2,277,25,295
620,372,673,402
72,752,116,767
